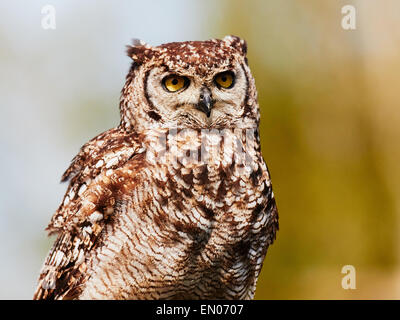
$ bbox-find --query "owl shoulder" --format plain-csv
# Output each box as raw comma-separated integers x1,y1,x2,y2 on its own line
47,126,144,234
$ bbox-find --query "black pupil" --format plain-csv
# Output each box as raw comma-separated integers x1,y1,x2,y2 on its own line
221,76,227,82
172,78,178,85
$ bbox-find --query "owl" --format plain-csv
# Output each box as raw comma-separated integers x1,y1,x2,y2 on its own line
33,35,278,300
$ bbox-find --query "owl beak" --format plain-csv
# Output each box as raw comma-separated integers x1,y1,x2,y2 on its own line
197,89,213,118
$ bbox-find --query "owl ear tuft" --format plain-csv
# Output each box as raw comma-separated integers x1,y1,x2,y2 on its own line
222,35,247,56
126,39,153,64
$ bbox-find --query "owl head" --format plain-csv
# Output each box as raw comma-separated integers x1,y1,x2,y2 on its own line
120,36,259,131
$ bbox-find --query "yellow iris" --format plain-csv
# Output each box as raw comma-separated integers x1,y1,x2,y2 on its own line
163,75,186,92
215,71,234,88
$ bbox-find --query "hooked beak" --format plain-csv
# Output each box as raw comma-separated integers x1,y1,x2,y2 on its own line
197,88,213,118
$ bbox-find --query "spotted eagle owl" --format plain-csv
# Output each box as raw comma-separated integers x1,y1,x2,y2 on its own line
33,35,278,300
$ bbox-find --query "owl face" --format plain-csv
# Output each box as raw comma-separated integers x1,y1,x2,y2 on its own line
121,36,259,131
144,62,248,128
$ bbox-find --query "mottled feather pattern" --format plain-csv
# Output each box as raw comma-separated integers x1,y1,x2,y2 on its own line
34,35,278,300
48,129,143,233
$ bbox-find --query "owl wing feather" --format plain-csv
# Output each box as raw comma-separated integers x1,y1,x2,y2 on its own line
33,127,144,299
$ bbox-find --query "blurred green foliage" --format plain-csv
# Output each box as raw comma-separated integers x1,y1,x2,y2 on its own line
215,0,399,299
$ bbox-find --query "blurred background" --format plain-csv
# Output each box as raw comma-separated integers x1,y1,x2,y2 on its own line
0,0,399,299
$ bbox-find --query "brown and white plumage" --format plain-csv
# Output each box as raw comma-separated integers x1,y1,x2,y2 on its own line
33,36,278,300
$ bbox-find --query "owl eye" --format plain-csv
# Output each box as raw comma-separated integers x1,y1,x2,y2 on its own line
162,75,189,92
214,71,235,89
